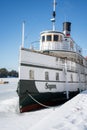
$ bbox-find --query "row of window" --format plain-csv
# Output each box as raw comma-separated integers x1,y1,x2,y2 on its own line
41,34,62,42
29,70,59,80
29,70,73,81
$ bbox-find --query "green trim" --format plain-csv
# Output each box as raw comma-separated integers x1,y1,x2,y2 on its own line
21,63,62,71
19,79,86,84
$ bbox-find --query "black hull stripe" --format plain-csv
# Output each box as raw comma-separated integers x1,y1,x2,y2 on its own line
21,63,80,73
19,79,86,84
21,63,62,71
33,80,86,84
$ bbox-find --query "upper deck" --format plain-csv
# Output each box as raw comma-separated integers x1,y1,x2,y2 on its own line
39,30,82,55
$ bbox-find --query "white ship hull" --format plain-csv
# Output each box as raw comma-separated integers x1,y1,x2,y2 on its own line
17,48,87,112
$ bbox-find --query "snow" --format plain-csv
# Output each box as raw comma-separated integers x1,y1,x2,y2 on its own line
30,91,87,130
0,78,87,130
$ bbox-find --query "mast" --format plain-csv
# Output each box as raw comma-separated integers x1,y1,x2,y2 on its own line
22,21,25,47
51,0,57,31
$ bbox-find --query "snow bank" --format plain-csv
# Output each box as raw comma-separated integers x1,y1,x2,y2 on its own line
30,91,87,130
0,97,19,114
0,78,19,114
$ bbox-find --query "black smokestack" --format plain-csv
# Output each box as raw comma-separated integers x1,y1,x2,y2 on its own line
63,22,71,36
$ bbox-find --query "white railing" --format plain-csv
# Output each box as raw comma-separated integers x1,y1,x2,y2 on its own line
29,41,40,51
29,41,82,55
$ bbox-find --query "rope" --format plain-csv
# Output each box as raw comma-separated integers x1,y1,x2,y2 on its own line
27,91,53,108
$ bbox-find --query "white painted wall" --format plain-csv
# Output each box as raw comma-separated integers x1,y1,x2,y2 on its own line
19,49,87,92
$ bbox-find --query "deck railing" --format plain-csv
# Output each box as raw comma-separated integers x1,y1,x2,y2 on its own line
29,40,82,55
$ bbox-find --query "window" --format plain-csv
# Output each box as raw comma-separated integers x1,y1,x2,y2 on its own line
56,73,59,80
45,72,49,80
59,35,62,41
42,36,45,42
46,35,52,41
53,35,59,41
29,70,34,80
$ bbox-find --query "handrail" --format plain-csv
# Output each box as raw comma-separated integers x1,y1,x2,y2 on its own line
29,40,82,55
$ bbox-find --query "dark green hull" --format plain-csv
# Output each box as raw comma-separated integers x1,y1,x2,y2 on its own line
17,80,79,113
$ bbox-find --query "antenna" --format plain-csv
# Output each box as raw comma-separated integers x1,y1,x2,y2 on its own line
22,21,25,47
51,0,57,31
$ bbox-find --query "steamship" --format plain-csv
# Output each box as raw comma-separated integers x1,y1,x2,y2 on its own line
17,0,87,113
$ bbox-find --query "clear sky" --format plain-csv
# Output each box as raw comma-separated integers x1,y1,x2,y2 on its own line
0,0,87,71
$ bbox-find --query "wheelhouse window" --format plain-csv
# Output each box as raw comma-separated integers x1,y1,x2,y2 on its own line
46,35,52,41
29,70,34,80
56,73,59,81
53,35,59,41
42,35,45,42
59,35,62,41
45,71,49,80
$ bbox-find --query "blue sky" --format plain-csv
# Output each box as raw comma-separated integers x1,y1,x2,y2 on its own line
0,0,87,71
